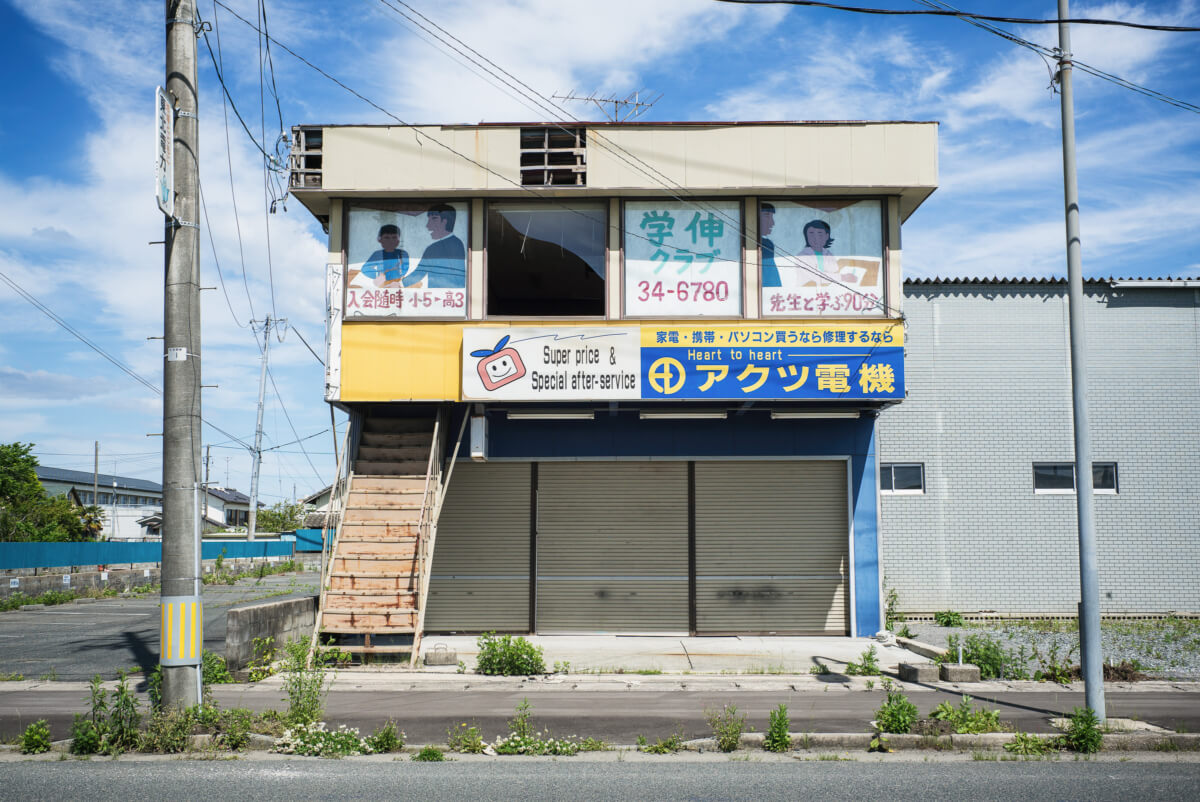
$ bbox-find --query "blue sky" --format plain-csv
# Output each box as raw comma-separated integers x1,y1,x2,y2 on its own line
1,0,1197,499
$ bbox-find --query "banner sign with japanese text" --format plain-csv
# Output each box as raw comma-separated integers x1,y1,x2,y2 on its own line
759,199,885,317
460,322,901,402
345,202,468,318
624,200,741,317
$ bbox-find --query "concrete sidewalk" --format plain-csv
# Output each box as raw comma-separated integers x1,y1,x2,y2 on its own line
414,633,917,675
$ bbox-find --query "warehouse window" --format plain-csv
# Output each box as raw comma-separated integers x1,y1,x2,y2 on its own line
880,463,924,494
1033,462,1118,494
486,201,606,316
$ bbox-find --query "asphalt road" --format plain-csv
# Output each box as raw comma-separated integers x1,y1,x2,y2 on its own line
5,684,1199,743
0,572,318,682
4,758,1200,801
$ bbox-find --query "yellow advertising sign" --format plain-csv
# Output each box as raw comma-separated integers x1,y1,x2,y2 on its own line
339,319,903,402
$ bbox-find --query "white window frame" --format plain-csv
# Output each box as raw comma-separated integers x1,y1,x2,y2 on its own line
1032,462,1118,495
880,462,925,495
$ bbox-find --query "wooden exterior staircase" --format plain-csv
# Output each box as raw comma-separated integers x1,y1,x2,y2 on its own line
312,411,463,665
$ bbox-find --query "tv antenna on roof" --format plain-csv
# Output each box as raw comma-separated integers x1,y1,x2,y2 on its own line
552,89,663,122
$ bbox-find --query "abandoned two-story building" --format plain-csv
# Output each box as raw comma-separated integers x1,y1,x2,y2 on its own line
289,120,938,658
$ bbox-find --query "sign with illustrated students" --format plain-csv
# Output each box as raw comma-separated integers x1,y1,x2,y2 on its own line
624,200,741,317
345,202,468,318
759,199,885,317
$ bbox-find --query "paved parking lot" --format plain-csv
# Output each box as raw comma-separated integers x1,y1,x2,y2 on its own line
0,572,318,682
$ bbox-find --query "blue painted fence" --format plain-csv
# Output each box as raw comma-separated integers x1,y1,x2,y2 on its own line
0,540,294,571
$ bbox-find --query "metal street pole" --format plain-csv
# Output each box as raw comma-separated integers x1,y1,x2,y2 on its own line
162,0,202,709
247,317,272,541
1057,0,1105,722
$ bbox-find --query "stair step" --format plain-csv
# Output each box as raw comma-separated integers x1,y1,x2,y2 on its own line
333,557,418,573
364,418,436,434
360,432,431,448
337,540,417,557
331,571,419,581
346,495,425,510
353,460,430,476
324,587,417,597
338,524,421,539
329,645,415,654
343,507,422,523
323,604,417,615
358,445,430,463
351,476,428,493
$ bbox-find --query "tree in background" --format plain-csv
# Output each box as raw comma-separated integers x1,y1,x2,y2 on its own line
254,500,309,533
0,442,89,542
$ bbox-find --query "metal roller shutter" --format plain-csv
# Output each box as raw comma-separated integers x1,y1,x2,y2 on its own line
695,460,849,634
536,462,688,633
425,462,531,632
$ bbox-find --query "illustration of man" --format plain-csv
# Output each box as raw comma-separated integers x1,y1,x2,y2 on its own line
405,204,466,288
359,223,408,286
759,202,780,287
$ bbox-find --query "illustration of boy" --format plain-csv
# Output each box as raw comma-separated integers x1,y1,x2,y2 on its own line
360,223,409,285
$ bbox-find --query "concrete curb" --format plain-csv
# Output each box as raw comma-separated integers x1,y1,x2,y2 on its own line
897,637,948,661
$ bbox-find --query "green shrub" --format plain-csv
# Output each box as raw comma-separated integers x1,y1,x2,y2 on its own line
474,633,545,675
934,610,965,627
413,745,445,761
247,637,277,682
704,703,747,752
70,714,101,755
763,704,791,752
367,721,405,753
874,680,918,734
845,645,881,676
579,736,609,751
146,666,162,711
20,719,52,754
930,695,1004,734
1062,707,1103,754
446,723,486,753
202,650,234,685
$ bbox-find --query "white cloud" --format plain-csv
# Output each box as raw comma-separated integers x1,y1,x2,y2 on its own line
374,0,777,122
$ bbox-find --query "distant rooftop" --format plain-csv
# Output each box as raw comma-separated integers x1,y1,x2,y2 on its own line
36,466,161,493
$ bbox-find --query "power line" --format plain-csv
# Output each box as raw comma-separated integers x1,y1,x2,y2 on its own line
917,0,1200,115
292,327,325,366
713,0,1200,31
0,268,255,451
266,366,324,484
198,181,250,327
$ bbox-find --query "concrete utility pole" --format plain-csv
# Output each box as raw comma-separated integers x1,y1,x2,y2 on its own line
162,0,203,709
247,317,273,541
1057,0,1105,722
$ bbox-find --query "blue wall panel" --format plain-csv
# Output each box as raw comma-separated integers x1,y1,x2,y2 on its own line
1,540,294,570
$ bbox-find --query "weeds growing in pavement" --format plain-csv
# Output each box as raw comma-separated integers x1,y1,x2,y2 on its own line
874,679,918,735
413,745,445,761
366,721,405,753
639,729,685,754
20,719,52,754
446,723,486,753
202,650,234,684
763,704,791,753
474,632,546,675
1062,707,1103,754
934,610,965,627
1005,731,1057,756
705,704,747,752
282,641,331,726
929,695,1004,734
845,645,881,676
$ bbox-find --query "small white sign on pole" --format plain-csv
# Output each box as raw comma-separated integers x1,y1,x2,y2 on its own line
155,86,174,217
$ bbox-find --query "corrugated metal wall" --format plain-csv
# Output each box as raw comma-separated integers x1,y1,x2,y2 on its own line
694,461,849,634
535,462,689,632
425,462,530,632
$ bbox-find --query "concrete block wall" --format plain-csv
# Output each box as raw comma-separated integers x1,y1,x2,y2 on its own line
879,283,1200,615
225,595,319,671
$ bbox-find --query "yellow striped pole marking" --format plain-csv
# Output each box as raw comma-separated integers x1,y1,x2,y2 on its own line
160,596,203,666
